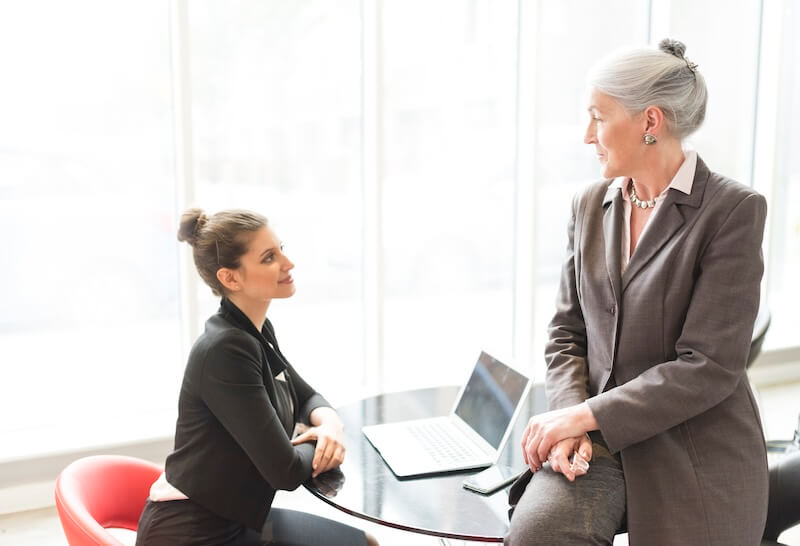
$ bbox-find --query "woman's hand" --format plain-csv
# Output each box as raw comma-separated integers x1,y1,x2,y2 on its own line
546,435,592,481
520,402,597,472
292,407,346,478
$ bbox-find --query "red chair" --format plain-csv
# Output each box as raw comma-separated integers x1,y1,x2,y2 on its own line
55,455,163,545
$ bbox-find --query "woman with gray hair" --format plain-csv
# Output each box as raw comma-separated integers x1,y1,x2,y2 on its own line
506,39,768,545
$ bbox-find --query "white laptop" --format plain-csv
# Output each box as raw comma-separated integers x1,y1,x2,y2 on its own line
362,351,531,478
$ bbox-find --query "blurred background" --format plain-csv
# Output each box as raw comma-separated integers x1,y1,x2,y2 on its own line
0,0,798,531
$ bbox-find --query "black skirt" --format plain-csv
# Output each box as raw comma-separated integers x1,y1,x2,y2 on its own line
136,499,368,546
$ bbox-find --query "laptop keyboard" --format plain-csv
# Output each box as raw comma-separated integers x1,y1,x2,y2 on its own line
407,420,479,464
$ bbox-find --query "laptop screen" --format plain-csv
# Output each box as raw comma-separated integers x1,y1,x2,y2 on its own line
453,351,529,449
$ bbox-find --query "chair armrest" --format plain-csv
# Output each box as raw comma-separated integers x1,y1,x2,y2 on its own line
763,450,800,541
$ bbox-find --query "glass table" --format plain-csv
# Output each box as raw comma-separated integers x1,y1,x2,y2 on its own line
305,385,543,542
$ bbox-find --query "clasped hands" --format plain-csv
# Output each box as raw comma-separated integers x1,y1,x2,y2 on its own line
292,420,346,478
520,402,597,482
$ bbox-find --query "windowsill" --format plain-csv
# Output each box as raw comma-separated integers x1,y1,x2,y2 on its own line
0,406,176,466
0,407,176,512
0,433,173,515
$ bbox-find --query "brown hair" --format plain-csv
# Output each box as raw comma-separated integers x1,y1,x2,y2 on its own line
177,208,268,296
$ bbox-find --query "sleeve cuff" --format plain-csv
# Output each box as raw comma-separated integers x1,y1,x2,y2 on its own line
586,394,623,454
293,442,316,486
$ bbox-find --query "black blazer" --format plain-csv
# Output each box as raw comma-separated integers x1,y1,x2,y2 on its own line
165,298,330,530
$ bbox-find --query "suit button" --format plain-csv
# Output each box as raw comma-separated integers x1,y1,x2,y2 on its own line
608,305,616,315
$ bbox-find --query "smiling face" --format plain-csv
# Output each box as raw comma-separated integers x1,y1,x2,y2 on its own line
232,225,295,304
584,88,646,179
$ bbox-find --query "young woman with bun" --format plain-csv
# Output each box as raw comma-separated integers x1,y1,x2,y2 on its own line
136,209,377,545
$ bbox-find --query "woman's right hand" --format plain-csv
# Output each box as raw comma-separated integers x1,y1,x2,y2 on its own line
546,435,592,482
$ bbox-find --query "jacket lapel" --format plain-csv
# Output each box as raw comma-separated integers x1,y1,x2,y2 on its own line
603,186,623,305
621,157,709,291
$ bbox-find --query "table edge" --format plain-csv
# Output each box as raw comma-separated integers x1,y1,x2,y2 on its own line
303,483,504,542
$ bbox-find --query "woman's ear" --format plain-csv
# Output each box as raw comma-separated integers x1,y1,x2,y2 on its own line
643,105,665,135
216,267,240,292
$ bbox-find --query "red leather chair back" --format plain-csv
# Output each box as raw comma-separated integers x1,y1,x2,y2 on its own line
54,455,163,545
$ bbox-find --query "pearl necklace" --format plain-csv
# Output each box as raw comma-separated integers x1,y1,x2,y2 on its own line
629,184,656,209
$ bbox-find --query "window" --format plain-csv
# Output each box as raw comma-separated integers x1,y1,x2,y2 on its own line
188,1,364,401
0,1,179,459
0,0,796,466
763,0,800,350
529,1,649,374
650,0,762,183
381,0,517,388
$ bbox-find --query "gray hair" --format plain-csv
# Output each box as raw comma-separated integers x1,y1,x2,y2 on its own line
587,38,707,140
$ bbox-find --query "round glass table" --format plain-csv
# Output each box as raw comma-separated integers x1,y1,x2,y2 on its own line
305,386,531,542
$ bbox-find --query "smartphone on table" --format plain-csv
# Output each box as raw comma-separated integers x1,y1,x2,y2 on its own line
462,464,523,495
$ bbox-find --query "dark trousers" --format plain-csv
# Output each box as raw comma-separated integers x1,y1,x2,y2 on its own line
505,439,626,546
136,499,368,546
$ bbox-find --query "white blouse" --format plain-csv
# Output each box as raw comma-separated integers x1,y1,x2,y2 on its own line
608,150,697,273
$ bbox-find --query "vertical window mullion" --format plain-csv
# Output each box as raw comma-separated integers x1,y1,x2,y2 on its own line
169,0,198,356
361,0,384,392
752,0,785,301
512,0,539,376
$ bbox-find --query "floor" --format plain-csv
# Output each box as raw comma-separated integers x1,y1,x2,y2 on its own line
2,380,799,546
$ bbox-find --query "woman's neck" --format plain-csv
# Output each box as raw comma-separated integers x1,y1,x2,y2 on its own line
630,141,686,201
227,295,270,331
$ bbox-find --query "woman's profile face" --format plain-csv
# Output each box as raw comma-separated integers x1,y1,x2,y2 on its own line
235,225,296,303
584,88,644,179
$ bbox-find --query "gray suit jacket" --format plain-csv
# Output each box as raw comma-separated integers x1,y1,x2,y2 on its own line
546,156,769,545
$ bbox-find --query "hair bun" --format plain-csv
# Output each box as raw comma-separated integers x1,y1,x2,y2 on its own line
177,208,208,246
659,38,687,59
